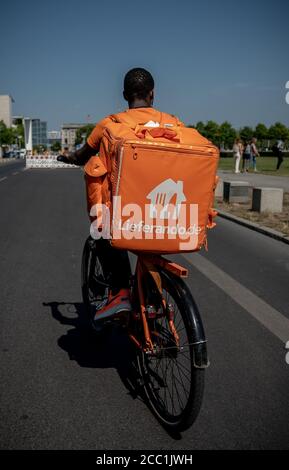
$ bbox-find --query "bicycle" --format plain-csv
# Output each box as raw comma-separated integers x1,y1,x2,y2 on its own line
57,155,209,432
81,236,209,432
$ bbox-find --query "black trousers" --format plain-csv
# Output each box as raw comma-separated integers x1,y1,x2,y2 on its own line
94,239,131,294
276,154,283,170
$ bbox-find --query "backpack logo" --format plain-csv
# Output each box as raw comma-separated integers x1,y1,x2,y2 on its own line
146,178,186,220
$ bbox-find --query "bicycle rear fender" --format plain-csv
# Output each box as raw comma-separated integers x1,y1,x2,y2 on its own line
163,270,210,369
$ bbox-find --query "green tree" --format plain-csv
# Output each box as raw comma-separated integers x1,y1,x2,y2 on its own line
239,126,254,143
254,123,268,150
75,124,95,145
268,122,289,144
255,123,268,140
34,144,47,153
51,141,61,152
204,120,220,146
219,121,237,149
194,121,206,134
0,120,15,146
13,122,24,148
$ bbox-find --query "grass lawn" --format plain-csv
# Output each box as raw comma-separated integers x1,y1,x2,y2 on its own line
218,157,289,176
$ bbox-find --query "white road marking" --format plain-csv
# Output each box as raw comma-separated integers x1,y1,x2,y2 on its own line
12,172,19,175
0,177,7,182
184,252,289,343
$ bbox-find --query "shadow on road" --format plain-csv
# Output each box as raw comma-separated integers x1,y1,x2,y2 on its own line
43,301,182,441
43,301,143,400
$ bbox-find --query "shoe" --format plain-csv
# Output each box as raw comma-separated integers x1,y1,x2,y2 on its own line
93,288,132,322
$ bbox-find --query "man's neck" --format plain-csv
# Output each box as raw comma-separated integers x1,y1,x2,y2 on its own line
128,99,152,109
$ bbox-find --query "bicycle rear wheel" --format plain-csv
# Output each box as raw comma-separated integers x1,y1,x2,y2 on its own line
137,268,206,432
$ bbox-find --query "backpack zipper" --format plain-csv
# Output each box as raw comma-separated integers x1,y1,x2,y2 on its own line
125,141,218,156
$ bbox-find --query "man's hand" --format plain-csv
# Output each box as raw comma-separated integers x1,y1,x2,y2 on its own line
57,143,96,166
57,155,72,164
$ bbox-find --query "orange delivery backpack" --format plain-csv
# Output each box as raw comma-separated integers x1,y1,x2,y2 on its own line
84,111,219,254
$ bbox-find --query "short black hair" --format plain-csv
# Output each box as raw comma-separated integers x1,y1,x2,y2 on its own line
124,68,154,101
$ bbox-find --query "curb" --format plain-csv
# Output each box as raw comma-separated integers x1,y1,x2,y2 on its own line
217,209,289,246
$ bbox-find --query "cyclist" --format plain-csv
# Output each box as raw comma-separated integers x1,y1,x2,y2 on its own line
59,68,184,325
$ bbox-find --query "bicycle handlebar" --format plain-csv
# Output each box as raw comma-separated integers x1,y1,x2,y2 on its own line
57,155,72,164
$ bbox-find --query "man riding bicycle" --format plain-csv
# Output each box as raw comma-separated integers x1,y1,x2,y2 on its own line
59,68,184,327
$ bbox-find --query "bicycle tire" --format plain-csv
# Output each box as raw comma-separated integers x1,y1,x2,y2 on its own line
81,236,109,323
137,267,206,432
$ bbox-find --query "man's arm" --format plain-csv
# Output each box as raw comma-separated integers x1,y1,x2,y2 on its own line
58,118,110,166
62,142,97,166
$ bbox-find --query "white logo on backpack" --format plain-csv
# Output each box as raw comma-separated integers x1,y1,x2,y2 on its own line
146,179,186,220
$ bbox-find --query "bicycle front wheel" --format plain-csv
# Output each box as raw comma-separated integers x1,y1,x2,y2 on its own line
81,236,109,323
138,268,206,432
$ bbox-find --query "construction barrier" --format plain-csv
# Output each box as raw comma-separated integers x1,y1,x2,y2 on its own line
26,155,78,169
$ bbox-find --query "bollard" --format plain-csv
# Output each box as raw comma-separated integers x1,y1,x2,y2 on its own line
223,181,250,203
252,187,283,213
215,179,224,198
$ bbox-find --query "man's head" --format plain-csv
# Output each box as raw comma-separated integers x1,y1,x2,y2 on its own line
123,68,154,107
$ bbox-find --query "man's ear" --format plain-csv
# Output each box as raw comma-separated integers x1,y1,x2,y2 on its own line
150,89,154,104
123,90,128,102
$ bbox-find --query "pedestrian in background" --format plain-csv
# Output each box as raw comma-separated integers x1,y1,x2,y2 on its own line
233,137,242,173
273,139,284,170
250,137,260,172
242,141,251,172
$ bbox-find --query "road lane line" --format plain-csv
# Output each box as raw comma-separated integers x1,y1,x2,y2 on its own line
0,177,7,182
183,252,289,343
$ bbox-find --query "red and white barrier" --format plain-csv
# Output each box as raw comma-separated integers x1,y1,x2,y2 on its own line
26,155,78,169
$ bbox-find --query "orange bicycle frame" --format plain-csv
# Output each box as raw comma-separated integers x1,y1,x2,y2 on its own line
128,254,188,352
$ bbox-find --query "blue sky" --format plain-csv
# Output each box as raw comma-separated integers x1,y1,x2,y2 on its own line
1,0,289,130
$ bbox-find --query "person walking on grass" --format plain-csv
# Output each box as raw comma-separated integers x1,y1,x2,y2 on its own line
242,141,251,172
233,137,243,173
250,137,260,172
273,139,284,171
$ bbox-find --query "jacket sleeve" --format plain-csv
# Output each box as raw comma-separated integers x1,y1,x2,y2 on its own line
87,117,112,150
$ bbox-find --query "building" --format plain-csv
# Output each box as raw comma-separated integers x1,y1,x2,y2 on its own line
48,130,61,141
0,95,14,127
61,123,86,151
23,118,48,151
48,130,61,146
32,119,47,147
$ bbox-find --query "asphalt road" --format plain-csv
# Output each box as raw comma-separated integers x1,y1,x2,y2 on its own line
0,167,289,450
0,159,25,179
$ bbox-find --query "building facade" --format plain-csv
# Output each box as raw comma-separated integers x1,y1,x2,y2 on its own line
23,118,48,151
61,123,86,151
0,95,14,127
48,131,61,149
32,119,47,147
48,130,61,141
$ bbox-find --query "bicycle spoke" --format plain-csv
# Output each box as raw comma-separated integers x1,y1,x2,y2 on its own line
139,268,205,428
168,359,185,412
